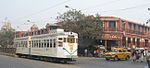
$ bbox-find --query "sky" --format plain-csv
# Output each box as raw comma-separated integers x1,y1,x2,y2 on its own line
0,0,150,31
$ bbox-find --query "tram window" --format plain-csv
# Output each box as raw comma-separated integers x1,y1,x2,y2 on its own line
24,41,25,47
41,42,42,48
58,42,63,47
58,38,61,40
42,42,44,48
39,40,41,48
29,41,31,47
50,43,52,48
67,38,69,42
53,39,56,48
72,38,75,43
32,41,34,47
67,38,75,43
34,41,36,47
39,43,41,48
76,39,78,43
21,41,23,47
33,41,35,47
43,40,45,47
47,43,49,47
24,41,26,47
31,41,33,47
47,40,49,47
54,43,56,48
64,38,66,42
26,41,27,47
44,43,46,48
36,40,38,48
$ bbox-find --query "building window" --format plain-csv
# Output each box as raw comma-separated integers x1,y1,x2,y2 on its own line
64,38,66,42
129,23,131,30
145,40,148,47
138,25,140,31
133,24,136,30
109,21,116,28
122,21,125,31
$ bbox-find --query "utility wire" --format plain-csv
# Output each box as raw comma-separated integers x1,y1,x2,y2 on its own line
96,2,150,13
82,0,122,10
15,0,70,20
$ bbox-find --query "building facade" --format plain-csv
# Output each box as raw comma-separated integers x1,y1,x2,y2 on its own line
15,23,60,38
1,19,14,31
99,16,150,49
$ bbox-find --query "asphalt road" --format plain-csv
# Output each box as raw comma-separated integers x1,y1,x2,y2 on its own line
0,55,147,68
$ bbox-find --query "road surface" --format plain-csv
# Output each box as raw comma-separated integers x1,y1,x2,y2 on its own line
0,55,147,68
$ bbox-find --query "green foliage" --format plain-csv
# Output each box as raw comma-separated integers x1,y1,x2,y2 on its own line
0,30,15,47
58,10,103,39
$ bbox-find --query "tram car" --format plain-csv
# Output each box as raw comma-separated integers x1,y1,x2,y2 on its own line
14,29,78,62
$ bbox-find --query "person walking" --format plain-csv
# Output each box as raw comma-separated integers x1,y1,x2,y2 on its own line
84,49,88,57
146,49,150,68
139,50,144,62
132,49,136,62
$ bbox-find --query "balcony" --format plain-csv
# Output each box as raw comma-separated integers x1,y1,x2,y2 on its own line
125,29,146,35
103,27,122,32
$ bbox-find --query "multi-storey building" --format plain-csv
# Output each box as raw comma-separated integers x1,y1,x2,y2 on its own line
1,19,14,31
15,23,59,38
99,16,150,50
15,16,150,50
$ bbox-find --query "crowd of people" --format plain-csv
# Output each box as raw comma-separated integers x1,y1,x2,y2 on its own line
84,47,150,68
131,48,146,62
130,48,150,68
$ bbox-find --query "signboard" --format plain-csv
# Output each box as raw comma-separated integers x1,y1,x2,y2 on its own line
101,34,122,40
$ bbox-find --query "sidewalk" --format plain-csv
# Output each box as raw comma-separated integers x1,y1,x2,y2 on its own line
0,52,16,57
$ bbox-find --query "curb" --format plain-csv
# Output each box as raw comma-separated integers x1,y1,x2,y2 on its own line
0,52,16,57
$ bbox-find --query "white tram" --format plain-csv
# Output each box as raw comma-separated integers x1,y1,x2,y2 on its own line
14,29,78,62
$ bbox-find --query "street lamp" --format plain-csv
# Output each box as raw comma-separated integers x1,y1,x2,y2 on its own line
27,20,35,24
146,8,150,24
65,5,69,8
148,8,150,11
65,5,76,10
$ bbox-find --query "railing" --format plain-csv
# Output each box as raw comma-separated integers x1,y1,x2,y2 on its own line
125,29,147,35
0,48,16,54
102,28,150,37
103,27,122,32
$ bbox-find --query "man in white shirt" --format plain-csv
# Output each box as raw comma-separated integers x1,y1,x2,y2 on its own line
146,50,150,68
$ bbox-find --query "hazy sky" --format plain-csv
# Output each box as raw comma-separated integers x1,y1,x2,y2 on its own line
0,0,150,31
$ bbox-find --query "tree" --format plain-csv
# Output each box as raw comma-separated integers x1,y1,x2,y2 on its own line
58,9,103,53
0,29,15,48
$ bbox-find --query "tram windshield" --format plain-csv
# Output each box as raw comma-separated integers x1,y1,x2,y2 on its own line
67,37,75,43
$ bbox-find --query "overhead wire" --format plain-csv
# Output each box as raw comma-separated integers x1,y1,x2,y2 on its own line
14,0,71,31
99,2,150,13
82,0,122,11
14,0,71,20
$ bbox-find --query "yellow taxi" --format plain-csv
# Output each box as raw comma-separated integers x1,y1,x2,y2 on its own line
104,48,131,61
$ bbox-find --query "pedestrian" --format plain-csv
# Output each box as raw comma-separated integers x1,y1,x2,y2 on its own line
131,49,136,62
94,50,97,57
135,50,140,62
139,50,144,62
146,50,150,68
84,49,88,57
145,49,148,57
